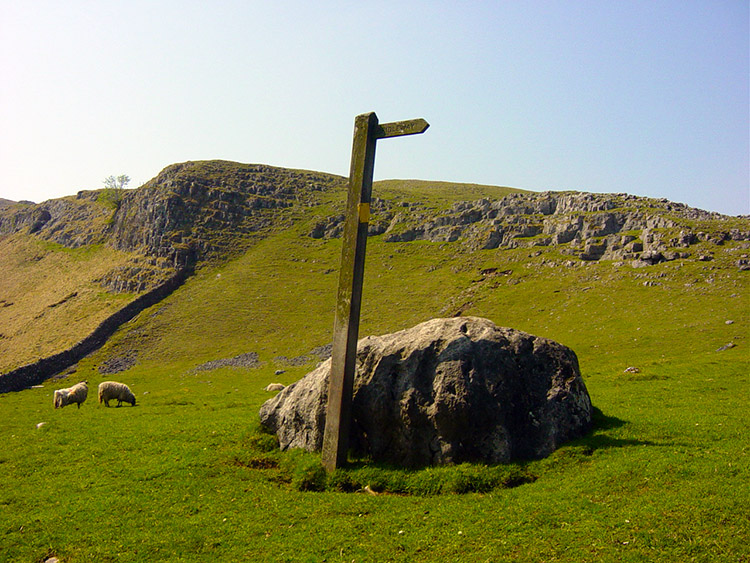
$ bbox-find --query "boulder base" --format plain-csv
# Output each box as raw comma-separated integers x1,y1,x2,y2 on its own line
259,317,592,467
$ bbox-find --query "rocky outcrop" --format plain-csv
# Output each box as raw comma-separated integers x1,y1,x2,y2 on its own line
259,317,593,467
0,161,346,292
309,190,749,265
4,165,747,287
0,192,113,248
107,161,341,267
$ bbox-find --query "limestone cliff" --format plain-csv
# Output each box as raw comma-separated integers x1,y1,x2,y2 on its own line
311,191,750,268
0,161,345,292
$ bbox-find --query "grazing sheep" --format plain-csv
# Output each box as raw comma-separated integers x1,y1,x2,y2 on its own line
265,383,285,392
53,381,88,409
98,381,136,407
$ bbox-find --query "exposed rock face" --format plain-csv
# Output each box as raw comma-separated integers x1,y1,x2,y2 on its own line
310,191,750,265
0,161,345,292
259,317,593,467
108,161,342,267
3,160,747,298
0,192,113,248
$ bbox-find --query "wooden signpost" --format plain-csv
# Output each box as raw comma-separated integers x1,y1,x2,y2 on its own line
321,112,429,472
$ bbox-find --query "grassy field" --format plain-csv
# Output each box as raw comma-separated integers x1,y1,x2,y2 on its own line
1,183,748,562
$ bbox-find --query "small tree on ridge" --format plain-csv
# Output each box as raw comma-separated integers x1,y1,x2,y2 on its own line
103,174,131,191
99,174,130,211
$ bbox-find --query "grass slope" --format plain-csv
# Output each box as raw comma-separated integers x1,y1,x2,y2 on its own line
0,234,137,373
372,179,526,209
0,182,748,562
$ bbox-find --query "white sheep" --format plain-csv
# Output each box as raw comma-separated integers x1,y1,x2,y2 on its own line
98,381,137,407
265,383,285,392
53,381,88,409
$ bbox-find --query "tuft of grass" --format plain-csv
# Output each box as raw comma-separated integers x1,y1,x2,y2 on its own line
277,449,327,491
235,427,538,496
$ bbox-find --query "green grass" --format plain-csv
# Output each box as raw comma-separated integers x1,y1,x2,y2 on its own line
372,179,526,210
2,348,746,562
1,184,748,561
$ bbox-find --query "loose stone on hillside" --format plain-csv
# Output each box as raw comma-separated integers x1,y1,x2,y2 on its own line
98,350,138,374
260,317,593,467
192,352,261,372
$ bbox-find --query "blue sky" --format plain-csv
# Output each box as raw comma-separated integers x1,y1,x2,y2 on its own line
1,1,747,215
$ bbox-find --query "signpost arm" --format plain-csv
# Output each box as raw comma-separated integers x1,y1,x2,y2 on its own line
321,112,379,471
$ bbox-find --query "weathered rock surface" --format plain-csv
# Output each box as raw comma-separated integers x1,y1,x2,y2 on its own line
3,162,747,296
259,317,593,467
0,161,345,293
310,191,750,265
107,161,342,268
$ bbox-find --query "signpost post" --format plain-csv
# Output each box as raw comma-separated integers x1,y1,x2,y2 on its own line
322,113,429,471
321,112,429,472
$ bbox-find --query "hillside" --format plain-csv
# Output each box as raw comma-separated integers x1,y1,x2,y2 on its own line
1,160,747,380
0,160,748,561
0,161,345,376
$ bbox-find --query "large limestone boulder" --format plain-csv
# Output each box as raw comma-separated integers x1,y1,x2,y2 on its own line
259,317,593,467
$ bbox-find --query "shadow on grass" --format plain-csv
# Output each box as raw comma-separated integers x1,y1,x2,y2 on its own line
238,406,655,495
572,406,657,452
577,433,656,451
591,405,626,431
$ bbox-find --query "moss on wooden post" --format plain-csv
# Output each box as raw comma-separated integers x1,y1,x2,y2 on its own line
322,112,428,471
